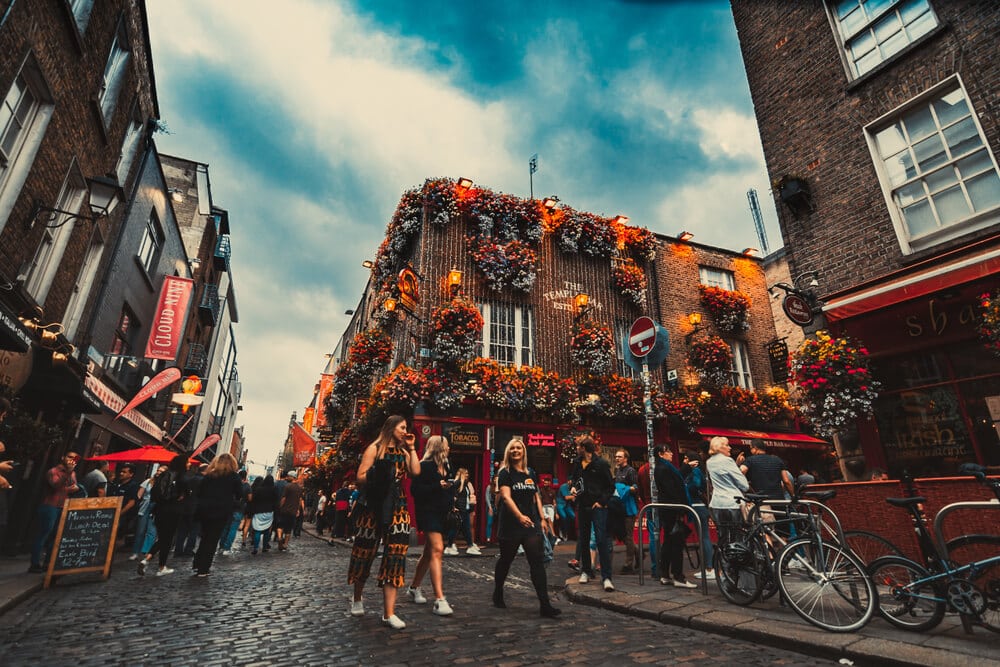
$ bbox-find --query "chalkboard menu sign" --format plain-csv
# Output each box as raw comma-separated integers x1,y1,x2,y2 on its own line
767,339,790,384
44,497,122,588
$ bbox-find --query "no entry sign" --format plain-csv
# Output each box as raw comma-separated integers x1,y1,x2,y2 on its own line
628,317,657,357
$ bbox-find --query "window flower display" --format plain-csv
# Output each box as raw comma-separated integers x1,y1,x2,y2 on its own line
570,319,614,376
424,366,467,411
464,358,578,423
369,365,428,415
789,331,880,438
657,389,702,433
423,177,461,227
612,258,647,307
330,328,394,408
979,289,1000,357
431,296,484,364
687,336,733,388
590,374,642,418
467,236,538,292
618,224,658,263
698,285,751,335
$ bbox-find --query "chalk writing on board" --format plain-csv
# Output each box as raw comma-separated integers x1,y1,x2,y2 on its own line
53,507,116,570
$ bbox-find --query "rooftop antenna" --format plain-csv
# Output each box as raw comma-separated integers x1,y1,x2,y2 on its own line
747,188,770,255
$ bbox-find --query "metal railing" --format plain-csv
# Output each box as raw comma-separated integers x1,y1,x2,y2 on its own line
637,503,708,594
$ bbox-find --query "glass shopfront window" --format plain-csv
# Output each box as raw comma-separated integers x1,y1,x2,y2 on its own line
874,346,1000,475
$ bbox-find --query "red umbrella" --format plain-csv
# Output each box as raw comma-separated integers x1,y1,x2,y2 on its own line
87,445,184,463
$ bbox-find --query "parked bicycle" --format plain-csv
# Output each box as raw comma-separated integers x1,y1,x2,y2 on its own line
715,487,876,632
868,473,1000,634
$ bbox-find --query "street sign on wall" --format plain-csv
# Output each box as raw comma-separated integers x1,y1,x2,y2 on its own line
628,317,657,357
782,293,814,326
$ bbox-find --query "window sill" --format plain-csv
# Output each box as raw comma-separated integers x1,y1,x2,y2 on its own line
899,210,1000,265
845,23,949,93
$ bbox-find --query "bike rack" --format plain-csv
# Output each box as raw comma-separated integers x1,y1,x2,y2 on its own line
747,497,851,548
636,503,707,594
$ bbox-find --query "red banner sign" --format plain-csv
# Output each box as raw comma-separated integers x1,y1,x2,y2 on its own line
192,433,222,458
113,367,181,422
144,276,194,361
292,422,317,467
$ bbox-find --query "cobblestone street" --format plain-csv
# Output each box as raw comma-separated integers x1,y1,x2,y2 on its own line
0,534,831,666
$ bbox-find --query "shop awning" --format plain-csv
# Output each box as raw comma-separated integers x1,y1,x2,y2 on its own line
84,374,166,442
0,302,33,352
695,427,829,452
823,246,1000,322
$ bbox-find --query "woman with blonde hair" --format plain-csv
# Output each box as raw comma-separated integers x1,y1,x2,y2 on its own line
194,453,243,577
492,438,560,617
405,435,455,616
348,415,421,630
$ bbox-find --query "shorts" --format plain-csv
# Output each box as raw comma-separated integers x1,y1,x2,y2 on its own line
542,505,555,521
275,513,296,531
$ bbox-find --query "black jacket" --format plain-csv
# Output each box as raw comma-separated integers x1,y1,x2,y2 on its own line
197,472,244,521
577,456,614,508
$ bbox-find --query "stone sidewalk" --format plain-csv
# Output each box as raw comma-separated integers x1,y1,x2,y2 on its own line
3,535,999,667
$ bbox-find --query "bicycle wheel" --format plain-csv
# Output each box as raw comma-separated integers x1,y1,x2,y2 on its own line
946,535,1000,633
843,530,902,566
868,555,946,632
776,538,876,632
714,539,765,606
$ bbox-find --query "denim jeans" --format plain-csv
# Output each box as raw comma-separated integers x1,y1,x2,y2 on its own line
252,528,271,551
220,510,242,550
132,512,153,556
577,505,612,579
30,504,62,567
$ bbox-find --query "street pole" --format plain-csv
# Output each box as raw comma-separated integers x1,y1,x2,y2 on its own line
642,360,657,503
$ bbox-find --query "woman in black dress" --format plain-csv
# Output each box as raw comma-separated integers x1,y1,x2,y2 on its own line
492,438,561,618
405,435,455,616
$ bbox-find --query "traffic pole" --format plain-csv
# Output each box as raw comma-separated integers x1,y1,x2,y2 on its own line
642,359,657,503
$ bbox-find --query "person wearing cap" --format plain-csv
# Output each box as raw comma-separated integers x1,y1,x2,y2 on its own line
29,450,81,572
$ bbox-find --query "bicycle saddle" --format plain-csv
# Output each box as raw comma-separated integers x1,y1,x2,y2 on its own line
743,493,771,503
886,496,926,508
803,490,836,502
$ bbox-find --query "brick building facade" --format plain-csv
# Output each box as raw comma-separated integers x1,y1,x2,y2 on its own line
328,178,827,536
731,0,1000,477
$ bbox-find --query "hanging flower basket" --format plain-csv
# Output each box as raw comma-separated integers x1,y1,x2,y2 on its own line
979,290,1000,358
369,365,428,415
559,429,602,461
555,209,617,257
570,319,614,376
657,389,702,433
431,297,484,364
612,258,647,307
687,336,732,387
466,237,538,292
618,225,658,262
699,285,751,335
789,331,880,438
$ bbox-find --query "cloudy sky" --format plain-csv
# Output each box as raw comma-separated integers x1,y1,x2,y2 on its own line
145,0,781,472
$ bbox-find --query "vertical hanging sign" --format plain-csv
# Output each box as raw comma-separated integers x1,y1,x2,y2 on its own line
144,276,194,361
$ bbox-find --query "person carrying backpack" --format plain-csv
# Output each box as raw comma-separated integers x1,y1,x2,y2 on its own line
682,447,714,581
138,454,189,577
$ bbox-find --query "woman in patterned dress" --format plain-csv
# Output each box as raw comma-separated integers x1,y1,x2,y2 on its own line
347,415,421,629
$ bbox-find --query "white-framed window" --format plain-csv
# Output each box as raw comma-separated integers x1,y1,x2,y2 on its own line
0,55,54,231
479,302,534,367
24,169,87,304
866,77,1000,254
729,340,753,389
613,320,636,378
69,0,96,33
115,106,143,186
699,266,735,290
98,21,130,123
828,0,938,79
110,304,136,356
63,228,105,341
136,210,162,275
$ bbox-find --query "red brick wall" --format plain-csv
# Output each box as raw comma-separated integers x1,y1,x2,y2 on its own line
811,477,999,561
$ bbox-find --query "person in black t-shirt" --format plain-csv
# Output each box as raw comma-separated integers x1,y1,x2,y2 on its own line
492,438,560,618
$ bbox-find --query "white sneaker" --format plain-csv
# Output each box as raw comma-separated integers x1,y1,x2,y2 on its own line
693,570,716,580
156,567,174,577
350,599,365,616
466,544,482,556
137,559,147,576
578,572,589,584
603,578,615,592
673,578,697,589
407,587,427,604
443,545,459,556
381,614,406,629
128,554,138,561
433,598,454,616
220,550,232,557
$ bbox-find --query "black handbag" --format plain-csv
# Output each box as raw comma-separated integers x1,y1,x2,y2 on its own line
445,506,461,532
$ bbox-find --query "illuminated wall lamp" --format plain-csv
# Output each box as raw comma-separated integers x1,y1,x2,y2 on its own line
685,312,705,344
51,345,75,366
447,269,463,297
384,297,397,312
742,247,759,257
678,231,694,242
541,196,559,210
361,260,375,269
456,177,473,191
573,292,591,320
613,215,630,226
